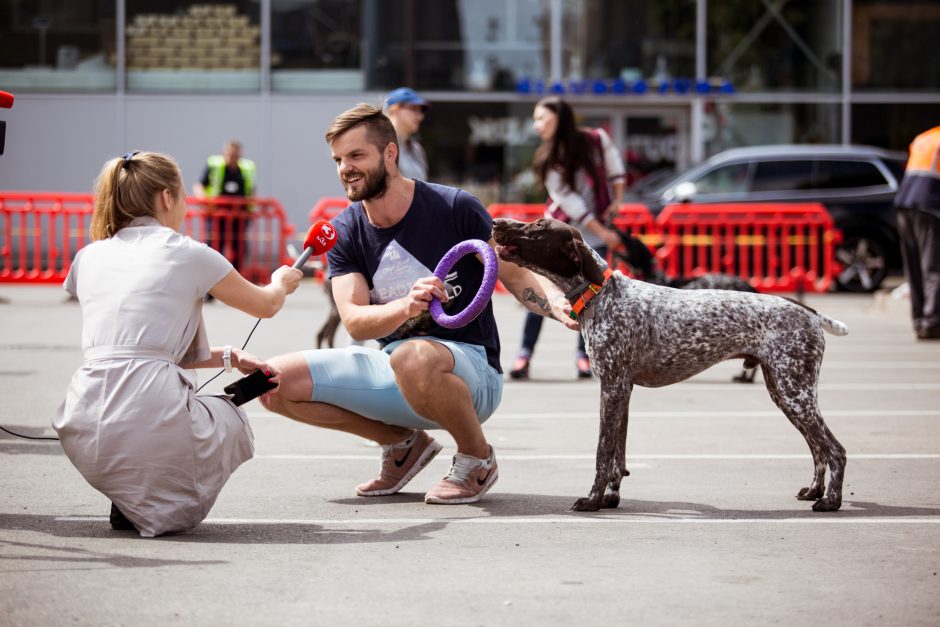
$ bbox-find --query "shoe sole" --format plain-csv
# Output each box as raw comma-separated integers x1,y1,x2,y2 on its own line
424,470,499,505
355,439,444,497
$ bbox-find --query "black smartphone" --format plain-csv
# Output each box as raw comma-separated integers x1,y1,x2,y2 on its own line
223,370,277,406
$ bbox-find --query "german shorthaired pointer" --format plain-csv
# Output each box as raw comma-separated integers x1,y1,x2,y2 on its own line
492,217,848,512
612,228,759,382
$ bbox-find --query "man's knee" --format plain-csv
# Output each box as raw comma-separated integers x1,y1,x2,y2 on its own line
391,341,450,374
265,352,313,403
390,341,455,394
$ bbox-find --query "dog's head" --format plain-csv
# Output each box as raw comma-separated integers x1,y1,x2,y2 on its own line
492,218,607,289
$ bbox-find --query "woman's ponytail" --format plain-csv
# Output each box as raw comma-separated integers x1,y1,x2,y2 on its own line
90,151,182,240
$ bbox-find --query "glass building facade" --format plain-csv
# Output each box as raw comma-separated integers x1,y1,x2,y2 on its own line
2,0,938,203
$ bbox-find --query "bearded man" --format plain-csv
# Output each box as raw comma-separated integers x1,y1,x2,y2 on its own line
260,103,575,504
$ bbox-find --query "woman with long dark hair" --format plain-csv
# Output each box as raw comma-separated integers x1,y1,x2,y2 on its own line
510,96,626,379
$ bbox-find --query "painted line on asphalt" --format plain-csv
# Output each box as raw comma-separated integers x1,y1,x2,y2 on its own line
499,382,940,391
251,453,940,461
54,516,940,526
248,409,940,421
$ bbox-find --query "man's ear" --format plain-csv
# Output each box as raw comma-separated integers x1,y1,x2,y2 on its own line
384,141,398,165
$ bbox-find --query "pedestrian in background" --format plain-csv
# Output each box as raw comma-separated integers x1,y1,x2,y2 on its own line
895,125,940,340
193,139,256,275
383,87,429,180
509,96,626,379
55,151,301,537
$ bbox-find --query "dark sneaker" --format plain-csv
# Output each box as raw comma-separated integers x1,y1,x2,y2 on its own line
917,326,940,340
576,355,593,378
509,355,530,379
110,503,136,531
355,430,443,496
424,447,498,504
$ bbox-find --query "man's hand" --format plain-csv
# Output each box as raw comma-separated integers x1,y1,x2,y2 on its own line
400,275,448,319
550,294,580,331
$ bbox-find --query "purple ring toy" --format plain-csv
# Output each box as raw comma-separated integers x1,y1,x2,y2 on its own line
430,239,498,329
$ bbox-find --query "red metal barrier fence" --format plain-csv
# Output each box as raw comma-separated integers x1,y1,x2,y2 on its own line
305,198,842,293
656,203,841,292
0,192,293,284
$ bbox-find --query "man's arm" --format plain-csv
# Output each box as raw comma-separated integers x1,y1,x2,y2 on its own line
332,271,448,341
490,238,579,331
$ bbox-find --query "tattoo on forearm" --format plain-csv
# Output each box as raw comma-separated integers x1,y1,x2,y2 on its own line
522,288,551,312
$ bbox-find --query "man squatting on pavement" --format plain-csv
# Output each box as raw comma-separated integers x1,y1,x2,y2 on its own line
261,104,577,504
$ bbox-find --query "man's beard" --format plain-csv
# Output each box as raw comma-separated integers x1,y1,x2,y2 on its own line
344,161,389,202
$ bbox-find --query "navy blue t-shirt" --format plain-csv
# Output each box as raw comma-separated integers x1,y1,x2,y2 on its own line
327,181,502,373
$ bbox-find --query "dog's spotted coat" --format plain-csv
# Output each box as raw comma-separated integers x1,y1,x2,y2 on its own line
493,217,848,512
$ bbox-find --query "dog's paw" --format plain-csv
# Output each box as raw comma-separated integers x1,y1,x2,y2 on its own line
796,486,824,501
812,494,842,512
571,497,601,512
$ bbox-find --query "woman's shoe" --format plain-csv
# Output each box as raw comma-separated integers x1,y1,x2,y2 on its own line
109,503,137,531
509,355,530,379
576,355,593,379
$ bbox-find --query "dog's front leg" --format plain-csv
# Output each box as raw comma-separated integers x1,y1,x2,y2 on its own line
572,381,631,511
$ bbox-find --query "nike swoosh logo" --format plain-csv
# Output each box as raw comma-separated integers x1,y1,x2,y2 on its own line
394,446,413,467
477,468,493,486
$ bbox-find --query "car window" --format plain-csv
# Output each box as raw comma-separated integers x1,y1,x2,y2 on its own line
814,160,888,189
692,163,749,194
751,161,814,192
883,158,907,184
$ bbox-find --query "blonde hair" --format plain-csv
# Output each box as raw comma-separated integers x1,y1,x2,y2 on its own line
91,151,182,240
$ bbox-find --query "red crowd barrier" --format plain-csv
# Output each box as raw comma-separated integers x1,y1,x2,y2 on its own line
305,197,350,280
305,196,842,294
656,203,841,292
0,192,293,284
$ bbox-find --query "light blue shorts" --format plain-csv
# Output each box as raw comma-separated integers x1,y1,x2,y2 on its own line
301,338,503,431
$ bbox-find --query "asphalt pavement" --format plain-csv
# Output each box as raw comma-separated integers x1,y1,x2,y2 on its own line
1,278,938,626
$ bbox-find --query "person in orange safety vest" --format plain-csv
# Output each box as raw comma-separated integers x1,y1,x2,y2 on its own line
894,126,940,340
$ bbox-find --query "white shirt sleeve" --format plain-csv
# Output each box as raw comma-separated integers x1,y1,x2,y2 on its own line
544,168,593,226
596,128,626,184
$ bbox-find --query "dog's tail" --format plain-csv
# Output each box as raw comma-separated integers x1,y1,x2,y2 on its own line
818,313,849,336
781,296,849,336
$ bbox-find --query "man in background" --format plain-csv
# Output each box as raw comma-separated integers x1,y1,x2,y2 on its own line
895,125,940,340
193,139,256,275
383,87,429,181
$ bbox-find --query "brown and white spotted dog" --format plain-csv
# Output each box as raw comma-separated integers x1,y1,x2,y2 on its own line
492,217,849,512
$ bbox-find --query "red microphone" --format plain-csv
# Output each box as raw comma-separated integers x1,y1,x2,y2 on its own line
292,219,337,269
0,90,10,156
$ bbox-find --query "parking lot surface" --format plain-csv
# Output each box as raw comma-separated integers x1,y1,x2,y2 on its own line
1,280,938,626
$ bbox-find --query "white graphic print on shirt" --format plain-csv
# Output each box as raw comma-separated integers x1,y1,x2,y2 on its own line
370,239,461,338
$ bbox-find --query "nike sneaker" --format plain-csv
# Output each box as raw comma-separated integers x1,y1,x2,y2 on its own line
424,446,498,504
355,430,443,496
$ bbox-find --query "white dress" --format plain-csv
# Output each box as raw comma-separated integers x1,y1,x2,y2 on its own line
54,216,254,537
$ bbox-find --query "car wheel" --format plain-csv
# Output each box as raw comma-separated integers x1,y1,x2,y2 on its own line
834,233,889,292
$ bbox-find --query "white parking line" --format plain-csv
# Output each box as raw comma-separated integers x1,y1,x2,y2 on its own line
252,453,940,461
248,409,940,420
54,516,940,526
497,382,940,391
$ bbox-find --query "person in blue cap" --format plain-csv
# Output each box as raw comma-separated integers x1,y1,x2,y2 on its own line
383,87,429,181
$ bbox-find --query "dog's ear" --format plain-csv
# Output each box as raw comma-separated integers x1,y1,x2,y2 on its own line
574,238,607,285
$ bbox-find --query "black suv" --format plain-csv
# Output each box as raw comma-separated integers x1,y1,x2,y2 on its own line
627,144,909,292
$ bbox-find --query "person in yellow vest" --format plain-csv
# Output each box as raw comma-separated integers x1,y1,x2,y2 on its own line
193,140,256,274
895,126,940,340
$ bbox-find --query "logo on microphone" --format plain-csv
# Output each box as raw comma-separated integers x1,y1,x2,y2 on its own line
321,223,336,241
